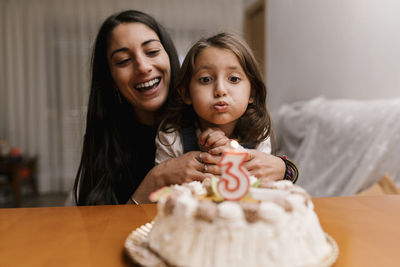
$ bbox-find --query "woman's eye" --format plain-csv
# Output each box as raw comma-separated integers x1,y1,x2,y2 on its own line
147,50,160,56
116,58,131,65
229,76,241,83
199,76,212,84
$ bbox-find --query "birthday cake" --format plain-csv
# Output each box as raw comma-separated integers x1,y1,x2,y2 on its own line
137,179,336,267
125,145,337,266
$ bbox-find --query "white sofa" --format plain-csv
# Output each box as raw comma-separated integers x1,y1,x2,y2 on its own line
274,97,400,197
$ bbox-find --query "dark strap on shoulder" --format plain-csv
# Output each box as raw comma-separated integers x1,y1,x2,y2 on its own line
242,142,256,149
181,127,199,153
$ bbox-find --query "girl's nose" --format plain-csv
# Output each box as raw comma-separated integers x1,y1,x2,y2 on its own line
135,56,152,74
214,80,227,97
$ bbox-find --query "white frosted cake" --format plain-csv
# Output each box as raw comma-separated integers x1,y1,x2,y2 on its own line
145,179,336,267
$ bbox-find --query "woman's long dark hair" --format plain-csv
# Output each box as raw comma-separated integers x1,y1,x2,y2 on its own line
160,32,273,146
73,10,179,205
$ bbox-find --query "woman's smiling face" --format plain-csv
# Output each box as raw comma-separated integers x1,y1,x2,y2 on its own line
107,22,171,124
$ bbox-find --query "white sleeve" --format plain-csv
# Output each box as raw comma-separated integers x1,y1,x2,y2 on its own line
155,130,184,165
255,136,272,154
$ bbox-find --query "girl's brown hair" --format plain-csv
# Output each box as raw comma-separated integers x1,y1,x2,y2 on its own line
160,32,273,147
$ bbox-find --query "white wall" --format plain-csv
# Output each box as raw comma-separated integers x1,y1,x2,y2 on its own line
266,0,400,112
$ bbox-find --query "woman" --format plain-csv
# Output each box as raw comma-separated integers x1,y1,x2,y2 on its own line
74,10,289,205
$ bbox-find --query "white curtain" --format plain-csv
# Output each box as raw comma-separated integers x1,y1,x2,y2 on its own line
0,0,244,193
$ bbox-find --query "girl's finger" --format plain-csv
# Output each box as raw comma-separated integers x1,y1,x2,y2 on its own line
198,128,214,146
199,128,227,148
203,132,221,148
211,137,229,148
208,145,229,155
204,133,224,148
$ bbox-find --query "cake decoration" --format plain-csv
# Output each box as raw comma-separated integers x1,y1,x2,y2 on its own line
149,186,172,202
217,140,250,201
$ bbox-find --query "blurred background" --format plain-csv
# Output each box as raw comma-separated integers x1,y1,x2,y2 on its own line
1,0,399,207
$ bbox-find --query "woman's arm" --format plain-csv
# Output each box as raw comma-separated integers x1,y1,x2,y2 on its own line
132,130,216,204
132,152,206,203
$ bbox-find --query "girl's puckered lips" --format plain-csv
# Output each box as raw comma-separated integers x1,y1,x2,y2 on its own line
213,101,229,111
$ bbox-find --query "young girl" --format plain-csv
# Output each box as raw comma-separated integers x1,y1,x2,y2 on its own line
156,32,297,182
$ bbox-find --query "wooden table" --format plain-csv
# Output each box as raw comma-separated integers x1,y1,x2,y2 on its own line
1,195,400,267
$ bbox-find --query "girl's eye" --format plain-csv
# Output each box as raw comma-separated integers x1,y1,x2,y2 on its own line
199,76,212,84
229,76,241,83
116,58,131,65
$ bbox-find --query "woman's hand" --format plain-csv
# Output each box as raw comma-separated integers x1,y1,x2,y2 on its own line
160,151,207,185
244,150,286,181
133,151,216,203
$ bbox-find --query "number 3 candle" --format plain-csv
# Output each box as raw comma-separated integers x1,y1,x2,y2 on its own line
217,140,250,200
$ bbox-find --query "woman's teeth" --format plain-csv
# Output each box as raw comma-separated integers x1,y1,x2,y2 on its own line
135,78,160,91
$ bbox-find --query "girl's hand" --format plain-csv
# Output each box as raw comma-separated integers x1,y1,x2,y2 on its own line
198,128,233,175
198,128,230,152
244,150,286,181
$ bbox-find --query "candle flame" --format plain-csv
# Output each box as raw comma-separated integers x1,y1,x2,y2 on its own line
230,140,240,149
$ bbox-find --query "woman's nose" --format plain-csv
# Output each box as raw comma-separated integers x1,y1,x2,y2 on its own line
214,80,227,97
135,56,152,74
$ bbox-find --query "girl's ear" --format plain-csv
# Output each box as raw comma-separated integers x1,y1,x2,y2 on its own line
248,97,254,104
178,86,192,104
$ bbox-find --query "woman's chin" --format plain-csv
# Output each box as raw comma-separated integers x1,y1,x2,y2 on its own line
142,98,166,112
